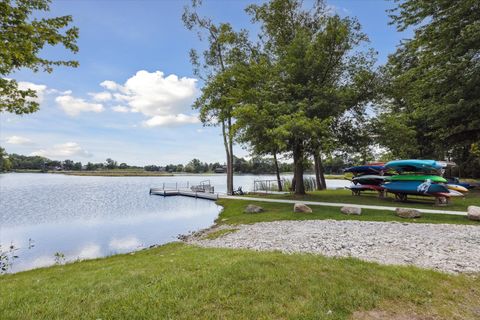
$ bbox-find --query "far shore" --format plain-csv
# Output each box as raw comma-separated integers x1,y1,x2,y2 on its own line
4,170,348,179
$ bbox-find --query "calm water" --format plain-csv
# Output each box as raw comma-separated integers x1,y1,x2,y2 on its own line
0,173,349,272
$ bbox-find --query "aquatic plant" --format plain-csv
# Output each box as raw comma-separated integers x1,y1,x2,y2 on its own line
0,239,34,274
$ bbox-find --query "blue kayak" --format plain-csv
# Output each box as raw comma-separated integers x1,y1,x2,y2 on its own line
382,180,449,195
385,160,443,172
344,165,385,175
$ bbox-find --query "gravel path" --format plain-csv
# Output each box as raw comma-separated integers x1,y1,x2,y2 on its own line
187,220,480,274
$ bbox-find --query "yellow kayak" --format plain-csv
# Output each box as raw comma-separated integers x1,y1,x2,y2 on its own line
447,184,469,193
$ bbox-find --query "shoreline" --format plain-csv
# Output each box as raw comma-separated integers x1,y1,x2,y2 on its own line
1,170,347,179
185,219,480,274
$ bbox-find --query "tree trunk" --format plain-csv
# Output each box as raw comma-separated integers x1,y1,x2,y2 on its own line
221,120,233,195
318,154,327,190
227,116,234,195
273,152,282,191
313,150,323,190
293,142,305,195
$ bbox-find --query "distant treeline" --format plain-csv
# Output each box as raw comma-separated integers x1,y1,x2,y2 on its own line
0,148,347,174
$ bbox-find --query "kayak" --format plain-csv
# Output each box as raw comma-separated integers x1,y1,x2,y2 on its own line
347,184,384,192
385,160,443,172
382,180,449,195
446,178,476,189
434,190,465,197
385,175,447,183
344,165,384,175
352,175,388,185
446,184,469,193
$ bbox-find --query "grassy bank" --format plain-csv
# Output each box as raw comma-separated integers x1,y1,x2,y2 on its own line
216,199,479,225
249,188,480,212
1,243,479,319
54,170,174,177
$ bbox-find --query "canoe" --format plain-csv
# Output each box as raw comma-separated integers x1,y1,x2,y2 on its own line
434,190,464,197
446,184,469,193
366,162,385,166
347,184,384,192
385,175,447,183
352,175,388,185
385,160,443,172
344,165,384,175
382,181,448,195
457,182,476,190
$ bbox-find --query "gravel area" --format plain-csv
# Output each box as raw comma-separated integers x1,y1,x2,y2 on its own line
186,220,480,273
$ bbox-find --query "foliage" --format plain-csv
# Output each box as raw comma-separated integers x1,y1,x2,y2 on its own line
235,0,378,194
379,0,480,175
0,239,34,274
0,147,12,171
0,0,79,114
105,158,118,169
183,0,253,194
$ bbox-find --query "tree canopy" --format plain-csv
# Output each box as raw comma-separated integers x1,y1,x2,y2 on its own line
0,0,79,114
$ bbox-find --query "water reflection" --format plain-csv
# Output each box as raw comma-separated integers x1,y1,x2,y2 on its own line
0,173,348,273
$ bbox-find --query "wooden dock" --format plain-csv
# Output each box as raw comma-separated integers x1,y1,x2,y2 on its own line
149,188,219,200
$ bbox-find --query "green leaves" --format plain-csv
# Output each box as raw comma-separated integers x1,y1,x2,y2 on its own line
0,0,79,114
386,0,480,147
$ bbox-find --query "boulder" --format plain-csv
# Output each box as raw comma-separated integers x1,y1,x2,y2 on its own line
293,203,312,213
244,204,263,214
467,206,480,221
395,208,422,218
341,206,362,215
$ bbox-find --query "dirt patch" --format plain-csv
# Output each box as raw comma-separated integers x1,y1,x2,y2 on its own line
351,310,438,320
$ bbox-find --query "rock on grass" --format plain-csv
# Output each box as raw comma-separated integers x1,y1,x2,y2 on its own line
395,208,422,218
294,203,312,213
244,204,264,214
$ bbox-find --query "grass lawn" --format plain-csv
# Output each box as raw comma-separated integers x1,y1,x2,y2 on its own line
249,188,480,212
216,199,480,226
1,243,479,320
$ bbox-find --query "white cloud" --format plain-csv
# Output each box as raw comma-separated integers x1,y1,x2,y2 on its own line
143,114,200,127
30,142,92,158
111,105,129,113
55,95,104,116
76,244,102,260
101,70,198,127
5,135,34,145
18,81,47,103
100,80,122,91
89,91,112,102
326,4,350,15
109,236,142,251
47,88,72,95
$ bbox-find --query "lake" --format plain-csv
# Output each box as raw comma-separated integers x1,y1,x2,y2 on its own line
0,173,349,273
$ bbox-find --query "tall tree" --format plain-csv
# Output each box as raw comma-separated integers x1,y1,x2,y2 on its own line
0,147,12,171
1,0,79,114
244,0,377,194
385,0,480,158
183,0,252,194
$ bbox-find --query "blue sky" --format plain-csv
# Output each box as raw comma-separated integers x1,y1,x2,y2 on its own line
1,0,408,166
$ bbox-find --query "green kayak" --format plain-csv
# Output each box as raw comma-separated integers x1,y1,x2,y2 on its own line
385,175,447,183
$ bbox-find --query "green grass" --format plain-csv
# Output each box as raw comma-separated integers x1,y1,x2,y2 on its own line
1,243,479,320
249,188,480,212
216,199,480,226
202,228,239,240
